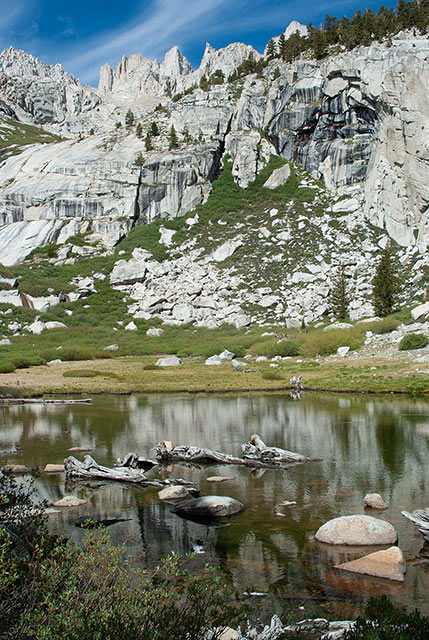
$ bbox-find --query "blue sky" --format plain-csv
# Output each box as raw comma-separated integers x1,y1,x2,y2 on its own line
1,0,398,86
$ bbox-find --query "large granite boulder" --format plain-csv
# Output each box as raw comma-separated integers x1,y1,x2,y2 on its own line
315,515,398,545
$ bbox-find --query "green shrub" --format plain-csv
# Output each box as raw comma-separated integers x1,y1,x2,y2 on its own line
364,317,399,334
252,339,300,358
62,370,99,378
0,359,16,373
300,327,364,357
62,370,119,379
261,370,283,380
344,595,429,639
398,333,428,351
10,356,46,369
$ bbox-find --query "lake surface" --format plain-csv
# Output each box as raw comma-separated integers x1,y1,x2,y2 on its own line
1,392,429,620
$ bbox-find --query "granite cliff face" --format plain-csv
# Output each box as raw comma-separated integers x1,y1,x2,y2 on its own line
0,25,427,308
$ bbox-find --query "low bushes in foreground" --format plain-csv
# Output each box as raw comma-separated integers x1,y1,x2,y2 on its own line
344,595,429,640
0,470,245,640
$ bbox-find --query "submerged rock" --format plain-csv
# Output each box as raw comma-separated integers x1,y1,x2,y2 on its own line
364,493,389,510
1,464,29,474
44,464,65,473
315,515,398,545
173,496,244,519
158,485,191,501
336,546,406,582
53,495,87,507
73,515,131,528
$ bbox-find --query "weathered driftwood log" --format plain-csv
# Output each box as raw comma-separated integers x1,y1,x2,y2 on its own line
402,509,429,542
242,434,312,464
155,434,316,469
0,398,92,405
117,452,158,471
64,455,189,488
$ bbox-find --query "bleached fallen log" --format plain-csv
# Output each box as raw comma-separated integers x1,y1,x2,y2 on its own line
64,455,189,488
155,434,316,469
117,452,158,471
402,509,429,542
242,434,313,464
0,398,92,405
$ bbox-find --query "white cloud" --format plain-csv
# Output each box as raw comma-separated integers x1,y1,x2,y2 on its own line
57,16,76,39
62,0,231,85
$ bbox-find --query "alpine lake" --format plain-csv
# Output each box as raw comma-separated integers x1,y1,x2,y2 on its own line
1,391,429,622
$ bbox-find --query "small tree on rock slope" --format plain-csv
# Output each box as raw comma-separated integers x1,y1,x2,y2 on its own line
329,264,349,319
372,244,399,316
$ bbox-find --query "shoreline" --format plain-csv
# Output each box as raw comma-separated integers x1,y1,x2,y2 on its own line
1,354,428,398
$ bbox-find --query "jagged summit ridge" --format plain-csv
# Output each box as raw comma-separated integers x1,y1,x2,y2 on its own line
0,46,78,84
97,40,261,102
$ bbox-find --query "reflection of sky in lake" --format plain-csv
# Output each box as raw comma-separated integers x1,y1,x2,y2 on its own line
1,393,429,619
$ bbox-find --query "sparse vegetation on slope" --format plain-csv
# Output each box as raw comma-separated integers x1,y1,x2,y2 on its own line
0,117,64,161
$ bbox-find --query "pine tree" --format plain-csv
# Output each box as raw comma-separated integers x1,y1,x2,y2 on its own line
199,75,209,91
168,125,179,150
134,152,144,167
266,39,277,57
182,125,192,143
372,244,399,316
136,123,143,139
125,109,134,128
278,33,286,59
151,122,159,136
145,132,153,151
329,265,349,319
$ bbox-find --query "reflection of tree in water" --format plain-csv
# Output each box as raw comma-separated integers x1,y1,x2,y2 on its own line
375,412,406,478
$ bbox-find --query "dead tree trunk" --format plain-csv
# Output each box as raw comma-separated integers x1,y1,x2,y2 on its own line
155,434,317,469
64,455,189,487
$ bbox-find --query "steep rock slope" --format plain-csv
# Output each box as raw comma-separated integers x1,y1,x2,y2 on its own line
0,30,427,263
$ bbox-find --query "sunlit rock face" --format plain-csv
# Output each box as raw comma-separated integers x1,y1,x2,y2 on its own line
0,32,428,263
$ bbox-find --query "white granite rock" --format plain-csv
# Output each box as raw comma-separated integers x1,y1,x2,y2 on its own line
315,515,398,545
336,346,350,357
146,327,164,337
263,164,291,189
211,239,243,262
364,493,389,510
156,356,182,367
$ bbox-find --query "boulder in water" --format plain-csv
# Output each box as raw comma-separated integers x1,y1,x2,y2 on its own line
315,515,398,545
336,546,406,581
173,496,243,519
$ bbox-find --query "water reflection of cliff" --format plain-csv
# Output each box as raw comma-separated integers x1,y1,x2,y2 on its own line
1,393,429,615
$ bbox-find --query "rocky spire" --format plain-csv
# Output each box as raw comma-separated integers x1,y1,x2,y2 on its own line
160,45,192,77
